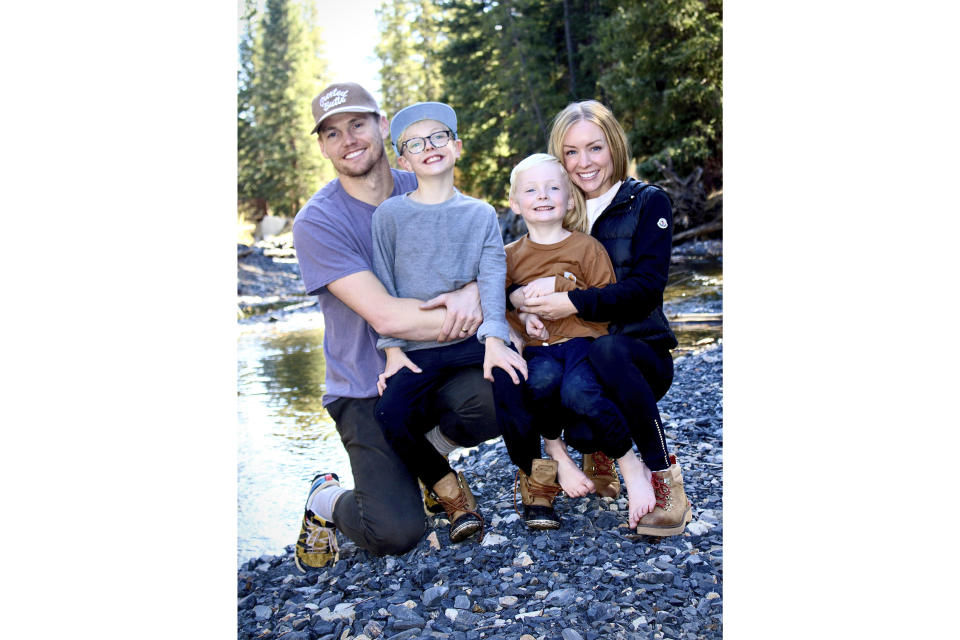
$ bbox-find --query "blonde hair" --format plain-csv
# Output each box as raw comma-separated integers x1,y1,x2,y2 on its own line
508,153,587,233
547,100,630,185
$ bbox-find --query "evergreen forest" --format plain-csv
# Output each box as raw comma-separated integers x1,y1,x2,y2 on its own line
239,0,722,239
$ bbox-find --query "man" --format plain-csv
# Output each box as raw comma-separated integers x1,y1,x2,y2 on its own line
289,82,501,570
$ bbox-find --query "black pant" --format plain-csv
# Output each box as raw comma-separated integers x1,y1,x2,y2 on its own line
564,334,674,472
375,339,542,483
326,366,501,556
524,338,633,458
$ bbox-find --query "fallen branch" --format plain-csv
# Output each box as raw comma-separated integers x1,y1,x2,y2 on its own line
673,219,723,243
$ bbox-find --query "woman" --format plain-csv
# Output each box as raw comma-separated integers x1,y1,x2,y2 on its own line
513,100,691,536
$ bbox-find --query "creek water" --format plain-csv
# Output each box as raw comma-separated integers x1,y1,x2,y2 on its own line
236,257,721,566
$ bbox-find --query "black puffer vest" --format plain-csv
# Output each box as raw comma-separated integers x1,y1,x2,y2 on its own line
590,179,678,350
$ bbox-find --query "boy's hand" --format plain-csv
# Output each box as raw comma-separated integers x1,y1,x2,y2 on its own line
521,276,556,299
483,337,528,385
420,281,482,342
521,313,549,342
377,347,422,396
508,287,527,310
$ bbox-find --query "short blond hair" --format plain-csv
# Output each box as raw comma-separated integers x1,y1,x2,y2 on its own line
508,153,587,233
547,100,630,185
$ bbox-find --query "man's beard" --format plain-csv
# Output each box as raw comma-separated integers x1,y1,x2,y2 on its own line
334,142,385,179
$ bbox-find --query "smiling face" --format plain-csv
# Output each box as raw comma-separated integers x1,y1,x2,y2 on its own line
560,120,616,199
395,119,462,178
317,111,389,178
509,161,574,228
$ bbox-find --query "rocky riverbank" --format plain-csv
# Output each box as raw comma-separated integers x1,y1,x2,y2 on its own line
237,343,723,640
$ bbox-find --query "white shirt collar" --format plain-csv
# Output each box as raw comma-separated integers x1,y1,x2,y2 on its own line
585,180,623,233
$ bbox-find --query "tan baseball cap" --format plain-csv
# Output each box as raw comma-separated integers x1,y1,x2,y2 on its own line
309,82,380,134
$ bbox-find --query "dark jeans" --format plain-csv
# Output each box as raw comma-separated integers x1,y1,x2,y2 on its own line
375,338,542,483
524,338,633,458
571,334,674,471
326,366,499,556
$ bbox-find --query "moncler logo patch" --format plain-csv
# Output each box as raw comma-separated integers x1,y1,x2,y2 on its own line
657,218,668,229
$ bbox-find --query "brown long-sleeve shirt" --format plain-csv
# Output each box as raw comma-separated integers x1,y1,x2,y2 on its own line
504,231,616,345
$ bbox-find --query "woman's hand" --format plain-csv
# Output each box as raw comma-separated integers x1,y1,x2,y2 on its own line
377,347,422,396
521,276,556,299
420,281,482,342
519,291,577,321
483,337,528,385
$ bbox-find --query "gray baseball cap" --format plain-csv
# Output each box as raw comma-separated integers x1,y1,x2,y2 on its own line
310,82,380,134
389,102,458,155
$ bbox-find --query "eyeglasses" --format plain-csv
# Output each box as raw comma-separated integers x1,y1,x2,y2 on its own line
399,130,454,155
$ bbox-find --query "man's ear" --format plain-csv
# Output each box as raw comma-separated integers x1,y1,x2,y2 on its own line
317,136,330,160
378,114,390,138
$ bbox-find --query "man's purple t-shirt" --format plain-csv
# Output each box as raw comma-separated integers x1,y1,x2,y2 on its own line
292,169,418,406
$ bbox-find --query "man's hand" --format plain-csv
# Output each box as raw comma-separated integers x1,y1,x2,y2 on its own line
519,291,578,321
482,337,528,385
420,281,482,342
520,312,549,342
521,276,557,299
377,347,422,396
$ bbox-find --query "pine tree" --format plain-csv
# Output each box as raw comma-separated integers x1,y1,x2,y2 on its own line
237,0,331,221
592,0,722,187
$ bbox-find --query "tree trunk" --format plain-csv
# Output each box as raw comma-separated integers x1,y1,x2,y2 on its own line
563,0,577,97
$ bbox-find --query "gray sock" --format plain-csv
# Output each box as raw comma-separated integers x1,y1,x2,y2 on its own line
424,426,460,457
307,483,348,523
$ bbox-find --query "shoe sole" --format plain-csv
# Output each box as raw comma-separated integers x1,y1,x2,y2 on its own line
449,520,482,542
634,504,693,536
526,519,561,530
294,551,333,573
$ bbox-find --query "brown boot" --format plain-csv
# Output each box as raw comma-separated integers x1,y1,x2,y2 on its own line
583,451,621,498
515,459,562,530
431,471,484,543
635,454,693,536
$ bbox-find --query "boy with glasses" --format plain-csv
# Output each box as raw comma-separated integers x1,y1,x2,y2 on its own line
371,102,552,543
292,86,506,571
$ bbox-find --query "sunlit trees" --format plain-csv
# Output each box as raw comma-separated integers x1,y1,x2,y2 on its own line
238,0,331,221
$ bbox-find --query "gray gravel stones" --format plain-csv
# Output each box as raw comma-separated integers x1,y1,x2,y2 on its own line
237,344,723,640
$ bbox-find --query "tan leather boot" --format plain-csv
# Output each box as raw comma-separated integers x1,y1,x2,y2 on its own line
516,459,562,530
583,451,621,498
431,471,484,542
635,454,693,536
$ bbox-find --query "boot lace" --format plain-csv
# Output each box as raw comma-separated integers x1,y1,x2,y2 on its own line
592,451,616,478
651,473,671,509
437,486,485,541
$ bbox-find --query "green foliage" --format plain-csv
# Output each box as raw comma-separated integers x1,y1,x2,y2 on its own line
375,0,447,118
592,0,722,184
435,0,592,207
374,0,722,207
238,0,332,220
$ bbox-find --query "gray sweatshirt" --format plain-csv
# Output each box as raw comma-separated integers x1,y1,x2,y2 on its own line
371,189,511,351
